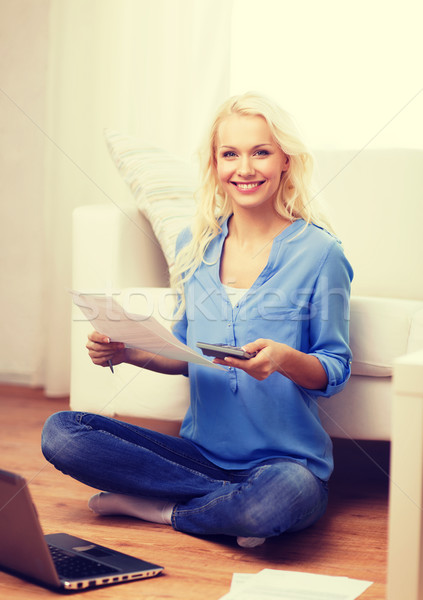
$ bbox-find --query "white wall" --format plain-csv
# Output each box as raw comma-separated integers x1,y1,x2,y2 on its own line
230,0,423,150
0,0,50,385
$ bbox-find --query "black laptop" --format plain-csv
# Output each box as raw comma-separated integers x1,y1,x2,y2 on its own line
0,469,164,591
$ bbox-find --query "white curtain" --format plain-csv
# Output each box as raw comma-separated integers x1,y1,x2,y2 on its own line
41,0,233,395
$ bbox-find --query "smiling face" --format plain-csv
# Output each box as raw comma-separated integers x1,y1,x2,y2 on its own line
215,114,289,213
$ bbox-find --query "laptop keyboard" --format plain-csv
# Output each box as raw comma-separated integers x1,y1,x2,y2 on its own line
48,544,119,579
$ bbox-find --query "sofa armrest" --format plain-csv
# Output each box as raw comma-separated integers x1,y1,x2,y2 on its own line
70,287,189,420
72,204,169,290
71,206,185,422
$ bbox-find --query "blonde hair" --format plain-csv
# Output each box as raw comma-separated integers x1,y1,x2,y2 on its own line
171,91,331,317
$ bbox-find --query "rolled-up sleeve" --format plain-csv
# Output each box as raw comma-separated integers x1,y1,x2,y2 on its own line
305,240,353,398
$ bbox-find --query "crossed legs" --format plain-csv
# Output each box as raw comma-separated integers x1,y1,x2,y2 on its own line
41,411,328,545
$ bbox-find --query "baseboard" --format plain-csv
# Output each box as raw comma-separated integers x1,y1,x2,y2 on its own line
0,372,36,387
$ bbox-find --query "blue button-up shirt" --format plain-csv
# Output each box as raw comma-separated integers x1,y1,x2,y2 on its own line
173,218,353,480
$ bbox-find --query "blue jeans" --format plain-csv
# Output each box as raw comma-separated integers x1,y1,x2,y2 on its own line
41,411,328,539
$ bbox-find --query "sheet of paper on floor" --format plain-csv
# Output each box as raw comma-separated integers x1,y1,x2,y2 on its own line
219,568,372,599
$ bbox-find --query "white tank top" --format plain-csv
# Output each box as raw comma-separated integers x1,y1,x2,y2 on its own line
222,283,249,307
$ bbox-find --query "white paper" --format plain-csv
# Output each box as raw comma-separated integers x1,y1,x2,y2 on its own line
230,573,254,591
220,569,372,600
71,291,224,370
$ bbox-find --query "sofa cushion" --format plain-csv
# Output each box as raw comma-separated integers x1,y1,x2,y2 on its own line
104,129,197,273
349,296,423,377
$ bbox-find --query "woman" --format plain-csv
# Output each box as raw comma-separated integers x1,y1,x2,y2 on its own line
42,92,353,548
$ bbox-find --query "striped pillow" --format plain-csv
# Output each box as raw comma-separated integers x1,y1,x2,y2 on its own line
105,129,197,271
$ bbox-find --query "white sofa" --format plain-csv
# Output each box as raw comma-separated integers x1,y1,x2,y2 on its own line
70,148,423,440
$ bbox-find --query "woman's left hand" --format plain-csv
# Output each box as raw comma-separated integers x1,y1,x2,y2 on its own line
213,338,328,389
213,339,286,381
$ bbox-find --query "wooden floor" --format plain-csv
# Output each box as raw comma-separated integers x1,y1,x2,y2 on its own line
0,385,390,599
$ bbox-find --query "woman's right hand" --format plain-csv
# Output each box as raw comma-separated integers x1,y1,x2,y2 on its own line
86,331,127,368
